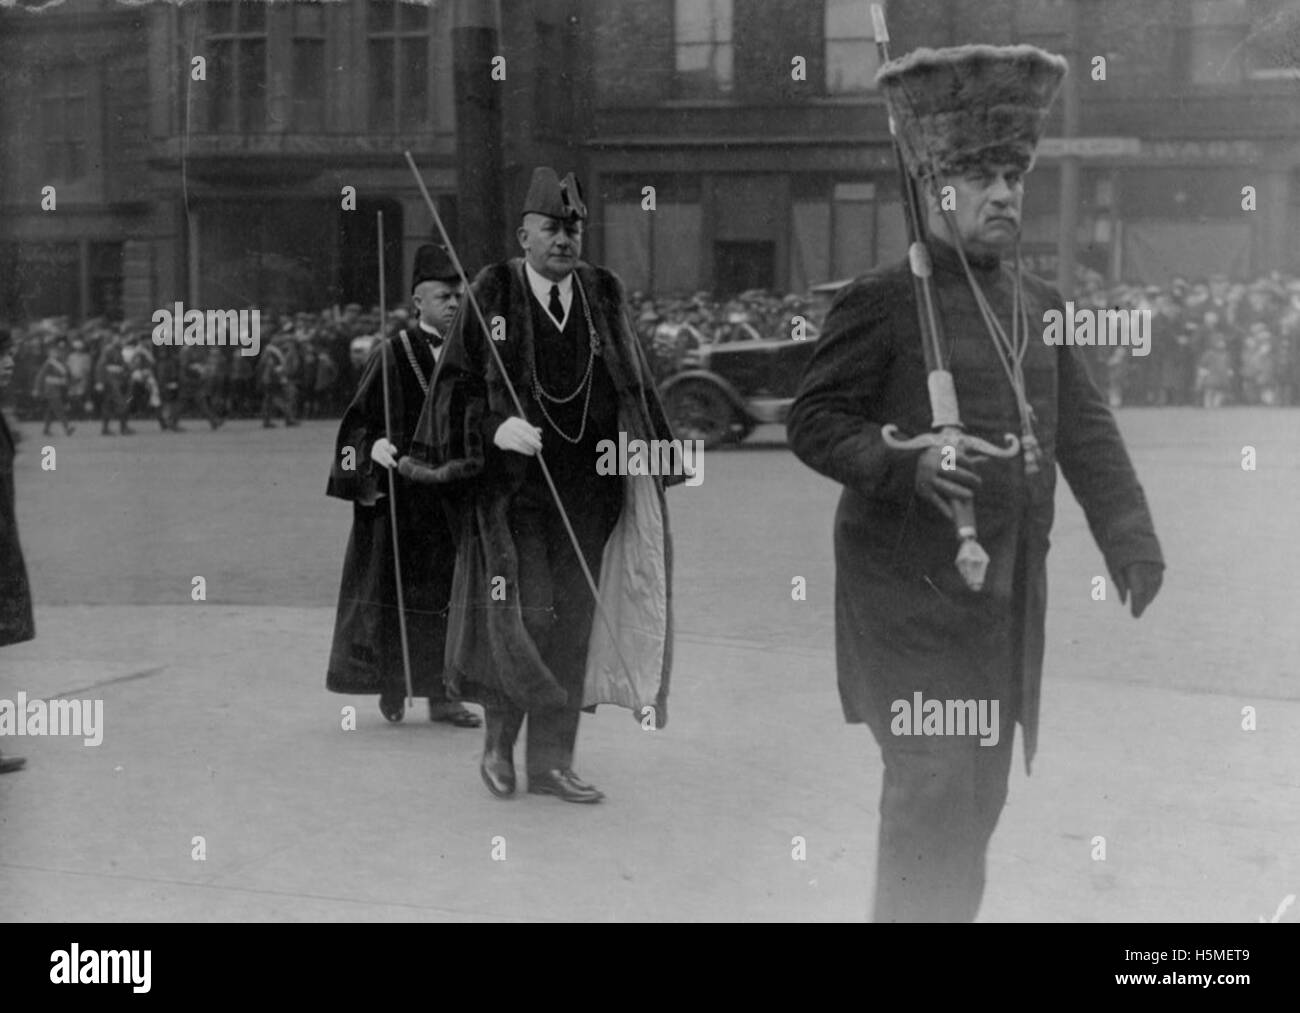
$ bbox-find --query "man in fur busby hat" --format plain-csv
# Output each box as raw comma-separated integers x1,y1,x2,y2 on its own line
788,44,1165,921
325,243,481,729
399,167,682,803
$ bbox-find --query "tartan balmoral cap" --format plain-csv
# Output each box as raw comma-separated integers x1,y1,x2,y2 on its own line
876,44,1068,179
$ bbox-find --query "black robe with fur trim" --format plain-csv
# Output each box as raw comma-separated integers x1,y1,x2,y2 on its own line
0,410,35,648
325,330,452,697
400,259,681,726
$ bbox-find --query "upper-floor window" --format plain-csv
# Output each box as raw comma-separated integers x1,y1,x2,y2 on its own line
1014,0,1068,52
292,2,327,131
1184,0,1254,85
674,0,733,99
205,0,267,132
369,0,430,131
824,0,878,94
41,65,89,182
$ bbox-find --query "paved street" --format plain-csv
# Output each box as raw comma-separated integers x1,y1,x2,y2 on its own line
2,410,1298,921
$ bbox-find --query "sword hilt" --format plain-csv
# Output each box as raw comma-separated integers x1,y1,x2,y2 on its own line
881,424,1020,459
880,424,1020,593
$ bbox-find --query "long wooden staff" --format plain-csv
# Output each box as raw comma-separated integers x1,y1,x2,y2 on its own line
377,211,416,708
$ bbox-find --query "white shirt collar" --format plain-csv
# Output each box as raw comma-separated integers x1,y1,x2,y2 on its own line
524,261,573,330
415,319,444,361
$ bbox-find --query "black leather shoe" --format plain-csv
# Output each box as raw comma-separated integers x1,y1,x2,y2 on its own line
378,690,405,723
428,701,482,728
480,751,516,798
0,752,26,774
527,769,604,803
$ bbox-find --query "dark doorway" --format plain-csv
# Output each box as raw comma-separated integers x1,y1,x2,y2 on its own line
714,240,775,296
337,198,403,310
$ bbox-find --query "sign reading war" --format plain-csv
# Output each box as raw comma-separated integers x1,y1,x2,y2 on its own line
151,303,261,356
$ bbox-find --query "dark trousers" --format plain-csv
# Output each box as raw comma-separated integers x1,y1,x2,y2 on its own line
488,472,621,775
197,384,226,427
100,387,129,432
261,383,297,424
41,391,70,433
871,724,1016,923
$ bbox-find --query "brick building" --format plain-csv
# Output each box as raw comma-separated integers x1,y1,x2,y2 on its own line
581,0,1300,295
0,0,584,325
2,0,1298,324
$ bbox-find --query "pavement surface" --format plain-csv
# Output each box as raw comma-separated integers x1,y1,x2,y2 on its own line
1,410,1298,922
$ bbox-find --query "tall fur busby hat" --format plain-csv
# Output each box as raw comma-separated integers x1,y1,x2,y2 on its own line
411,243,458,292
522,167,587,222
876,44,1068,179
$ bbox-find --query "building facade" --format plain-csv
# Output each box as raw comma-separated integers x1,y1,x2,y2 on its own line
0,0,584,325
581,0,1300,295
2,0,1298,324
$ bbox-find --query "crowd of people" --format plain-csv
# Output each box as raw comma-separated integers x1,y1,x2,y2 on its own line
630,270,1300,408
1069,271,1300,408
2,305,396,433
4,269,1300,430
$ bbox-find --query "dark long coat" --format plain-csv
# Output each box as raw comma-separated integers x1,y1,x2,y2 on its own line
787,240,1164,773
1,410,35,647
325,329,454,697
399,259,682,726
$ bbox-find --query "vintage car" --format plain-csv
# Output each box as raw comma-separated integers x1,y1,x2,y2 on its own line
657,284,850,448
658,318,824,448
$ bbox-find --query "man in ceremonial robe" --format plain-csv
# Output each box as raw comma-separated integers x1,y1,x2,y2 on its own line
400,168,681,803
326,244,480,729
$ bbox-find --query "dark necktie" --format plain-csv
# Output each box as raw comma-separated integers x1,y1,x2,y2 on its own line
548,284,564,326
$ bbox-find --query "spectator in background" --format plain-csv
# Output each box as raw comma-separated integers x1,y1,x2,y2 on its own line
32,336,75,437
1196,331,1232,408
94,332,133,435
67,337,92,418
297,336,320,419
196,347,228,429
313,337,338,415
259,325,301,428
155,345,184,431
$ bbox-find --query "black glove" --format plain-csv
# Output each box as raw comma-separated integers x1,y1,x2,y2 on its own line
914,444,983,521
1113,561,1163,619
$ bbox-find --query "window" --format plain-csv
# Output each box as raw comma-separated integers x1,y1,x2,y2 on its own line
292,2,326,130
41,66,88,181
824,0,878,94
1184,0,1250,85
90,243,124,321
205,0,267,132
1014,0,1068,52
535,21,566,134
369,0,430,131
674,0,733,99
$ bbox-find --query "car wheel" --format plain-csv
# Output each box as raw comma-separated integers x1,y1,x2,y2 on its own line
662,379,738,449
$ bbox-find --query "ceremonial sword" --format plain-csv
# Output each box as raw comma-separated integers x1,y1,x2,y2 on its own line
870,3,1020,592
